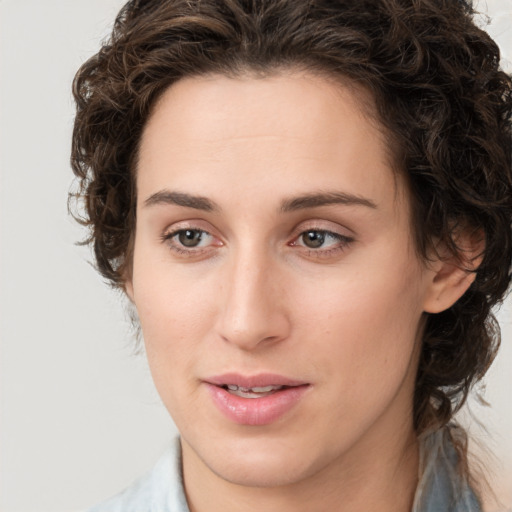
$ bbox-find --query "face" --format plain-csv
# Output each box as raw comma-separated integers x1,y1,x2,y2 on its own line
128,72,438,489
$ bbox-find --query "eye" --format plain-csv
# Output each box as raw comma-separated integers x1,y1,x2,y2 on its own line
176,229,207,247
161,228,219,254
289,227,354,259
300,230,330,249
296,230,346,250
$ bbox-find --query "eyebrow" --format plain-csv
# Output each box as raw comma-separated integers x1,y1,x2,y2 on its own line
280,191,377,212
143,189,377,213
143,190,219,212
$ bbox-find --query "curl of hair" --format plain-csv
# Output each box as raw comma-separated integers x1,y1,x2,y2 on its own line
71,0,512,456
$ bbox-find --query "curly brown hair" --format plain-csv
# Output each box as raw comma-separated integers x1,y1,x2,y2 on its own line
71,0,512,443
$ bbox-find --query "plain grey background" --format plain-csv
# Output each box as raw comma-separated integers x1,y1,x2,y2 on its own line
0,1,510,511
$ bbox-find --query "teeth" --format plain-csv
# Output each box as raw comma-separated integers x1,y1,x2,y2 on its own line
224,384,284,398
251,386,277,392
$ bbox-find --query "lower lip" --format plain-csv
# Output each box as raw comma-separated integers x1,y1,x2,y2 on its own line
205,383,309,426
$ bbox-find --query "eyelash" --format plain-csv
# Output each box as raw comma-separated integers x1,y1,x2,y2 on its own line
160,227,354,258
160,228,217,256
290,228,354,258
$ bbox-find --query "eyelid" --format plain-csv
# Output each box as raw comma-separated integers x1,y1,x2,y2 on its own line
160,220,223,256
290,219,355,240
290,229,353,248
288,220,356,258
162,228,213,244
159,219,354,258
161,218,222,240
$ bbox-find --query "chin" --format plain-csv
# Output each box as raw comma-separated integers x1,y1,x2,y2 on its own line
209,452,320,488
185,431,331,489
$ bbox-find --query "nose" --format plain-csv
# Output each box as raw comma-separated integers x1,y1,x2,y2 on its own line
214,249,291,351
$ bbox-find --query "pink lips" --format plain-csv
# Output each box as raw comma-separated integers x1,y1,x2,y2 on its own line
204,373,310,426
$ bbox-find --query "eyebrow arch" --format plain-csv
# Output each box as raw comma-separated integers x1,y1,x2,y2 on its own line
143,190,219,212
281,191,377,212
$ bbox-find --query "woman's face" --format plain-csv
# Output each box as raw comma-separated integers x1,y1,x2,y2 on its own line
128,72,438,488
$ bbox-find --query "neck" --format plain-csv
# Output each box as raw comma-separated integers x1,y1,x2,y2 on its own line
182,423,419,512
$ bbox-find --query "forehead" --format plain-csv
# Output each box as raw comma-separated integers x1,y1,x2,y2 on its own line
137,71,407,217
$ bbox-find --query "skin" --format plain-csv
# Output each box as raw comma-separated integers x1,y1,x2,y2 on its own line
126,71,475,512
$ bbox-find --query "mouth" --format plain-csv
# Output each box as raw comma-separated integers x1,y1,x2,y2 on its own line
221,384,290,399
205,373,308,395
204,373,310,425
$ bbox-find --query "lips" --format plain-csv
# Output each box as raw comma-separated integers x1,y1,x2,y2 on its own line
205,373,307,389
204,373,310,425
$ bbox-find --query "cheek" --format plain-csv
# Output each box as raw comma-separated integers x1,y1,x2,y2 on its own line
132,255,226,383
293,257,426,392
133,266,216,414
133,247,217,328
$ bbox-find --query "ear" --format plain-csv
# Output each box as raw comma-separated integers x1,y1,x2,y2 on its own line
121,248,135,303
422,230,484,314
124,278,135,303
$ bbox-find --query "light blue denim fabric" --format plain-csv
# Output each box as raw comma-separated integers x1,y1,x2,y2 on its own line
87,428,481,512
412,427,482,512
87,437,188,512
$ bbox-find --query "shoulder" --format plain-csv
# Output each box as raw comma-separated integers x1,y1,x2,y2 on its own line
86,437,190,512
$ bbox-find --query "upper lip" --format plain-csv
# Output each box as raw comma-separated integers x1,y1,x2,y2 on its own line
204,373,309,388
